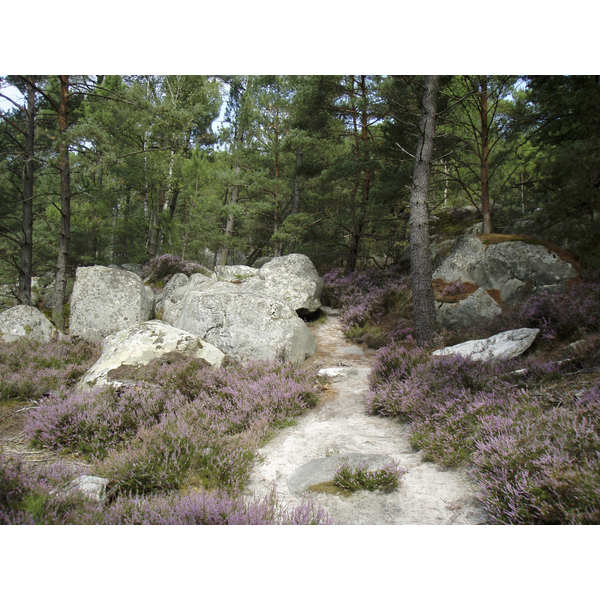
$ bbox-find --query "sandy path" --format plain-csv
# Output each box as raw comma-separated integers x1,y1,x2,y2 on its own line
244,310,488,524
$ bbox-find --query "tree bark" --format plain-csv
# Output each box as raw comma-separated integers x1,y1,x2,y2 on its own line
17,76,36,306
480,76,492,234
409,75,440,347
52,76,71,332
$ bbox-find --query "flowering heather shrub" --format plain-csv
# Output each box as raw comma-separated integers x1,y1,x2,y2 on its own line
0,337,100,402
472,388,600,524
25,358,319,496
141,254,209,285
332,458,405,493
83,489,335,525
518,278,600,340
322,266,413,344
26,385,189,458
0,454,90,524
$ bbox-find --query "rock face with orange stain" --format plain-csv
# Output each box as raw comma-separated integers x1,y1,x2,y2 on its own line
432,234,580,329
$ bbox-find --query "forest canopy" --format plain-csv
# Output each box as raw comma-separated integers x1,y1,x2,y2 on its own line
1,75,599,290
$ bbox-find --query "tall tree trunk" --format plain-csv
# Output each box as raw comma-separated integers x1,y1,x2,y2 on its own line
216,178,239,266
52,76,71,332
409,75,440,347
480,76,492,234
344,76,370,276
216,90,246,267
287,147,303,254
17,76,36,306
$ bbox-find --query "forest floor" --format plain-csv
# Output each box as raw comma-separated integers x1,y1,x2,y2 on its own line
244,310,488,525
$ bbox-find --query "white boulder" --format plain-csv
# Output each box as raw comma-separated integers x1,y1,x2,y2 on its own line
433,327,540,362
174,286,316,363
78,320,225,389
69,266,155,344
0,305,58,343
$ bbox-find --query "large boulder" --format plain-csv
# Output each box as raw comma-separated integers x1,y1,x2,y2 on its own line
78,320,225,389
240,253,324,315
173,285,317,363
0,305,58,343
436,287,502,330
433,327,540,362
433,234,580,303
69,266,155,344
161,273,216,326
215,265,259,282
155,273,190,315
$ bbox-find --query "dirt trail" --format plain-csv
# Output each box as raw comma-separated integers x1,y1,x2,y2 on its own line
244,310,488,524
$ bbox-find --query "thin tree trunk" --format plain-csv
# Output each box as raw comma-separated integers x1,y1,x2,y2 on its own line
216,178,239,266
52,75,71,332
409,75,440,347
17,76,36,306
287,147,303,255
480,76,492,234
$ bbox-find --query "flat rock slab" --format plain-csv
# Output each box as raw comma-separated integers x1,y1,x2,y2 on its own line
337,345,365,356
288,453,390,496
318,367,369,381
433,327,540,362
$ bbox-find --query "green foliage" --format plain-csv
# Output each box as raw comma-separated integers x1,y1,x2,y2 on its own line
332,458,405,493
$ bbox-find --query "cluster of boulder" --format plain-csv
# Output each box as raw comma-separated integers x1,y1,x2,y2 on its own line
0,253,324,390
0,231,583,388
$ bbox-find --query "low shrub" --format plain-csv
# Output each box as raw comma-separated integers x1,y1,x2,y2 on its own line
25,357,319,496
0,454,335,525
472,384,600,524
322,266,413,344
141,254,210,285
332,458,405,493
0,337,100,402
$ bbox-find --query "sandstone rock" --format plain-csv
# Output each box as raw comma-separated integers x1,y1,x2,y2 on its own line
78,320,225,389
120,263,144,277
241,253,324,315
155,273,189,314
251,256,273,269
433,327,540,362
56,475,110,504
0,305,58,343
161,275,217,326
436,287,502,329
174,287,316,363
433,234,579,303
214,265,259,282
433,235,486,285
69,266,155,344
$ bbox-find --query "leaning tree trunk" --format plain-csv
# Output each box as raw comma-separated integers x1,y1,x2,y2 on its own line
17,76,36,306
409,75,440,347
52,75,71,332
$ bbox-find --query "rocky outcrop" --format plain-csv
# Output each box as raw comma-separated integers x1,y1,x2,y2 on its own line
433,234,579,303
69,266,155,344
240,253,324,315
436,287,502,329
78,320,225,389
0,305,58,343
173,285,316,363
215,265,259,282
433,327,540,362
432,234,580,330
161,273,216,325
155,273,190,315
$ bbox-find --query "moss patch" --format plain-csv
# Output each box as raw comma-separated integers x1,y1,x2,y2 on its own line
307,480,354,497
